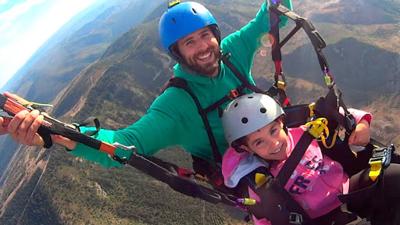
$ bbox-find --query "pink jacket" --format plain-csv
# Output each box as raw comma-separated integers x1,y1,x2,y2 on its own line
222,109,372,225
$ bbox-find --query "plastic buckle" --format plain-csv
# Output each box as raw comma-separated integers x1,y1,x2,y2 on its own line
228,89,239,99
289,212,303,225
368,160,382,182
368,145,394,181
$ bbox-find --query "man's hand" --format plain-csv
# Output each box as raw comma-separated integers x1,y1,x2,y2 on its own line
6,109,45,146
0,92,77,149
0,117,9,135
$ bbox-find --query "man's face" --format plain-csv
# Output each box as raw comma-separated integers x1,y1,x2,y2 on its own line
177,27,220,77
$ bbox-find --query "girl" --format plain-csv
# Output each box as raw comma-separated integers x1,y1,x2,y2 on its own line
221,93,400,225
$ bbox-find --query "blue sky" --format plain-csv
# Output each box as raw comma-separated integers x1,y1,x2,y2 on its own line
0,0,98,89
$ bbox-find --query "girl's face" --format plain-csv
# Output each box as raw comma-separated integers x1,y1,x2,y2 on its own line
242,120,288,161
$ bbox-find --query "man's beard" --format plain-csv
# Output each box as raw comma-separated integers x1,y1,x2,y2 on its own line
184,47,221,76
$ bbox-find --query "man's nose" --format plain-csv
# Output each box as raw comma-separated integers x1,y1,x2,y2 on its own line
196,40,208,51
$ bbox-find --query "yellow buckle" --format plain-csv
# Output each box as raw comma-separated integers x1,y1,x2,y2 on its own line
369,160,382,182
240,198,257,206
168,0,180,8
305,118,329,139
308,102,315,118
277,80,286,90
255,173,267,188
324,74,334,87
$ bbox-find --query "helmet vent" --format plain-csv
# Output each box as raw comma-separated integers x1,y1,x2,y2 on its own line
248,96,254,99
171,18,176,24
260,108,267,113
241,117,248,124
192,8,197,14
234,103,239,107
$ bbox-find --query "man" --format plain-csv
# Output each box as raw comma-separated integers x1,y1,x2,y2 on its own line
0,0,292,168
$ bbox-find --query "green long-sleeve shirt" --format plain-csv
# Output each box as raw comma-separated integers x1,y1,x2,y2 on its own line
70,1,293,167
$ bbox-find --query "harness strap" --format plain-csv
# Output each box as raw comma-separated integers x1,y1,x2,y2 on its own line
221,52,291,106
244,167,314,225
313,88,356,141
276,130,315,185
204,84,246,114
269,4,334,88
220,53,264,94
167,77,222,164
269,2,291,107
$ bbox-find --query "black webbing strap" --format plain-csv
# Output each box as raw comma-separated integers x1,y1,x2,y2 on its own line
220,53,264,94
314,88,356,135
245,167,314,224
284,104,310,128
269,1,291,107
72,116,101,136
270,4,334,87
167,77,222,163
276,131,315,185
203,84,246,114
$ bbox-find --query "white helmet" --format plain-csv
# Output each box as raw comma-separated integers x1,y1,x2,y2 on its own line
222,93,284,145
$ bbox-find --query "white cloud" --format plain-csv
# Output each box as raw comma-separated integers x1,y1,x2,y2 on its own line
0,0,8,5
0,0,46,21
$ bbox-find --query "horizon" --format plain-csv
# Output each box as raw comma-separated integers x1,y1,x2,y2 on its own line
0,0,98,90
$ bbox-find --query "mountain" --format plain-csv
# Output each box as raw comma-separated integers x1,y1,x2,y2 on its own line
1,0,399,224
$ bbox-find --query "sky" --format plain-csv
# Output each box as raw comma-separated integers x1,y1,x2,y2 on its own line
0,0,98,90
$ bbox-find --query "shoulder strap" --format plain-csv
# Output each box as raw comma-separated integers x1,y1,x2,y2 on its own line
220,53,264,94
167,77,222,164
276,131,315,185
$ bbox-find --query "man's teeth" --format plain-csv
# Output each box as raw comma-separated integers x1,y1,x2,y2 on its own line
198,52,211,59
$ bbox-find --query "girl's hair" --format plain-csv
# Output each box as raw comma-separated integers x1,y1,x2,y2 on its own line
231,136,247,153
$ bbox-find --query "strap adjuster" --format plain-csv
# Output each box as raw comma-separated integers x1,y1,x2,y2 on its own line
228,89,240,99
289,212,303,224
368,145,394,181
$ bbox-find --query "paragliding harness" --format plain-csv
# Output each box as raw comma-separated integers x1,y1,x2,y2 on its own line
0,2,394,225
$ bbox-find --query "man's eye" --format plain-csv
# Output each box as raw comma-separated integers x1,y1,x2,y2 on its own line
185,40,193,46
202,32,211,38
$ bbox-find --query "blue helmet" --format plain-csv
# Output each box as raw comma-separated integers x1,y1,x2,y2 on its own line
159,1,220,54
